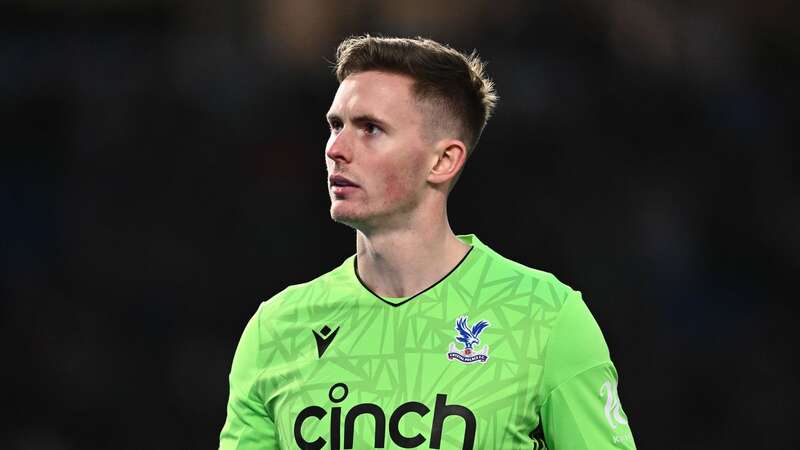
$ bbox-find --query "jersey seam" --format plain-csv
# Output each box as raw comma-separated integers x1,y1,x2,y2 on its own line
253,303,276,423
539,360,614,409
535,288,575,406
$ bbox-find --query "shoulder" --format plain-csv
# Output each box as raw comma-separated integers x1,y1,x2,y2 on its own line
257,255,356,318
469,235,576,312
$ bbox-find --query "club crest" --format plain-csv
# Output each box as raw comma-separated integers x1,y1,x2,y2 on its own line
447,315,490,364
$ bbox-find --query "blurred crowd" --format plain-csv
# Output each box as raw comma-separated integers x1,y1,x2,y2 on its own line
1,0,797,449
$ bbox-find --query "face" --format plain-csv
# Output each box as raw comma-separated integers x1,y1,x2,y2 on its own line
325,71,435,231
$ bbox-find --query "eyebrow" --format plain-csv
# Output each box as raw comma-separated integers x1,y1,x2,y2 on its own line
325,112,392,131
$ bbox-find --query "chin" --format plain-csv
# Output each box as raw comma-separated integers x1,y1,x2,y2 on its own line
332,203,383,232
330,205,362,227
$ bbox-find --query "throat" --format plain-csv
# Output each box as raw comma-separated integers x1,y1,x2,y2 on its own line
355,230,472,299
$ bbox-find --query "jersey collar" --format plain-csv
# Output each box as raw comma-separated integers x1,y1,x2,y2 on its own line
352,234,480,307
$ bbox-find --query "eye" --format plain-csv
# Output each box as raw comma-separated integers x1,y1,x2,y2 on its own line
364,123,382,136
327,118,343,134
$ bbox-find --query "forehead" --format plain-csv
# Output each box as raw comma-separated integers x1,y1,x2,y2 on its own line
328,71,421,123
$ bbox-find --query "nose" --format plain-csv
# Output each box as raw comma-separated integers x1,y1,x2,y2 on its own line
325,127,352,163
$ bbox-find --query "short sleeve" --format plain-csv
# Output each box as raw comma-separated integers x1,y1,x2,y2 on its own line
539,291,636,449
219,305,279,450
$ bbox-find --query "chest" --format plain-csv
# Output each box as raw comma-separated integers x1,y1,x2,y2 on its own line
261,300,550,449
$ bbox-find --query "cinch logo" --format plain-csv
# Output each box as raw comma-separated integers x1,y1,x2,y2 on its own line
293,383,476,450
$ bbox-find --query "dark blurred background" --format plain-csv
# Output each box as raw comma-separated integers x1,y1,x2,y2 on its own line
2,0,798,449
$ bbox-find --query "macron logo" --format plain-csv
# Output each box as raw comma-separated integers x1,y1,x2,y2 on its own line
313,325,340,358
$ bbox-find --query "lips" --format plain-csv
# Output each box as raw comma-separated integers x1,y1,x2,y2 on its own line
329,174,360,188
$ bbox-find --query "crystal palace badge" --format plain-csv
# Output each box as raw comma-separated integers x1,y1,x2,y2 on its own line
447,316,490,364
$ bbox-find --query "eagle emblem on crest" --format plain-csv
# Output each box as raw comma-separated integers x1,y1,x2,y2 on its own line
447,315,490,364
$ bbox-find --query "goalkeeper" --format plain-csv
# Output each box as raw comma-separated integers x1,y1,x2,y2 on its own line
220,35,636,450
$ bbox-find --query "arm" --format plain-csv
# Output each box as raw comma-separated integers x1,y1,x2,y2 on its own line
219,304,279,450
539,291,636,449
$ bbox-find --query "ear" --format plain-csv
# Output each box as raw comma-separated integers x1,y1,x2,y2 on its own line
428,138,467,186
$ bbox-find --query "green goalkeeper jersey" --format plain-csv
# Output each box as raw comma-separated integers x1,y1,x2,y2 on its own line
219,235,636,450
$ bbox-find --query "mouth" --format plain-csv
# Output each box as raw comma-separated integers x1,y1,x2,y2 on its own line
329,174,360,198
329,174,360,189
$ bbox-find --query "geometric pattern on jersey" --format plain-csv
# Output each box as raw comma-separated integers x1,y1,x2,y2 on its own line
220,234,635,450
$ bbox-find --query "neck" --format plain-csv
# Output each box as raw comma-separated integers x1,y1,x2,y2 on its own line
355,209,470,298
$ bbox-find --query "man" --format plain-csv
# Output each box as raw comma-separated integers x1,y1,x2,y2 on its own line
219,35,636,450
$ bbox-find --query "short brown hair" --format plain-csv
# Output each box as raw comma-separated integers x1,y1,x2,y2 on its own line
334,35,498,154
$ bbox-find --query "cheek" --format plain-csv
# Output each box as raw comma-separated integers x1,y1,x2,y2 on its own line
380,172,408,204
378,157,426,204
